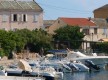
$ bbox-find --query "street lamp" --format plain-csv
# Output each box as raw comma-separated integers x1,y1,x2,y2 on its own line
91,33,93,41
91,33,94,53
56,40,59,49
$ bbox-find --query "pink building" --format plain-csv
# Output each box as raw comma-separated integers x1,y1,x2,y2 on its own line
0,0,43,31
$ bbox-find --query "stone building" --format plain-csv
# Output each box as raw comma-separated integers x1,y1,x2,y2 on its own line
43,20,55,31
94,4,108,19
0,0,43,31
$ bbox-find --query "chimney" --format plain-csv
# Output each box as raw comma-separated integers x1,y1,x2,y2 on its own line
88,17,91,21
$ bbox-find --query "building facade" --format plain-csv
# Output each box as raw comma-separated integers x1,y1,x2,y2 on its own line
0,0,43,31
48,17,108,49
43,20,55,32
94,4,108,19
91,18,108,40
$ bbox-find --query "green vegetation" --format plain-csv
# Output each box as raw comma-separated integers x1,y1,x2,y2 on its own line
53,25,84,49
0,26,85,58
91,42,108,53
0,29,52,57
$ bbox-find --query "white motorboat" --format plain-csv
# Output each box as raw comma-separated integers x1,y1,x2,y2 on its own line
29,65,63,80
6,64,23,76
6,59,33,76
0,66,7,76
40,60,71,73
67,50,108,70
7,59,63,80
66,60,89,72
46,50,90,72
0,62,45,80
48,49,108,71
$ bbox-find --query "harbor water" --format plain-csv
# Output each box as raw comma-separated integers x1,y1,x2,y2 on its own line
63,70,108,80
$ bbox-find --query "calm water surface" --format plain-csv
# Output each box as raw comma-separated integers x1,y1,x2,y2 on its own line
63,70,108,80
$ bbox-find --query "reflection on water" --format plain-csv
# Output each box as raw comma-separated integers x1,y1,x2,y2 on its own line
63,70,108,80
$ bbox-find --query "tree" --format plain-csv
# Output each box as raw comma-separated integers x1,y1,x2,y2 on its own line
31,29,53,54
0,29,53,57
53,25,84,49
0,30,26,56
91,42,108,53
0,49,5,57
15,29,32,52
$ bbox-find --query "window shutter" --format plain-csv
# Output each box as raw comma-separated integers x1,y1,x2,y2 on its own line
34,14,38,22
11,14,13,22
2,15,8,22
21,14,23,21
2,15,5,21
17,14,19,21
5,15,7,21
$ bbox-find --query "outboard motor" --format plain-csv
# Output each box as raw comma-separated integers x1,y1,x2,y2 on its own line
67,63,80,71
62,64,72,72
85,60,100,71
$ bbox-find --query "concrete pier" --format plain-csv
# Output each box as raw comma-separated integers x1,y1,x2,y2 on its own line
0,76,45,80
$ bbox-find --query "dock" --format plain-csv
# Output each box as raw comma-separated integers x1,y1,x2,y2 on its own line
0,76,45,80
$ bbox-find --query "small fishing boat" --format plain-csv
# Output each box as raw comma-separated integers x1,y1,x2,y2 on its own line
29,63,63,80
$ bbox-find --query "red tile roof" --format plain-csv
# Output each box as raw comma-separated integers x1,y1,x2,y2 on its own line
60,17,96,26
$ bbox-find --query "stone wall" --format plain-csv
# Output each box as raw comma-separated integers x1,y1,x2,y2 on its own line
14,52,40,59
94,9,108,18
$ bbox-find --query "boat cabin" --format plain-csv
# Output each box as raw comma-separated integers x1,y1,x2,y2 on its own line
47,50,68,59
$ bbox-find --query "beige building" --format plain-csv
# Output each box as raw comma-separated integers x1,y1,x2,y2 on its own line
93,4,108,42
91,18,108,41
48,17,108,49
43,20,55,31
0,0,43,31
48,17,97,41
94,4,108,19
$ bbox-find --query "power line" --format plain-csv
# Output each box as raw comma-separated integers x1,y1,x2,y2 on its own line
43,5,93,15
37,2,93,14
43,12,54,20
37,2,94,19
44,9,93,17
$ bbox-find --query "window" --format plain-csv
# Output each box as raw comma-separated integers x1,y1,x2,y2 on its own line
103,28,107,35
2,14,8,22
11,14,18,22
13,14,17,21
58,20,60,23
106,18,108,23
23,14,26,22
22,14,27,22
82,29,89,35
94,28,97,34
34,14,38,22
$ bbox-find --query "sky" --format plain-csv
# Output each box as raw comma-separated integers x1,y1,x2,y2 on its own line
36,0,108,20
